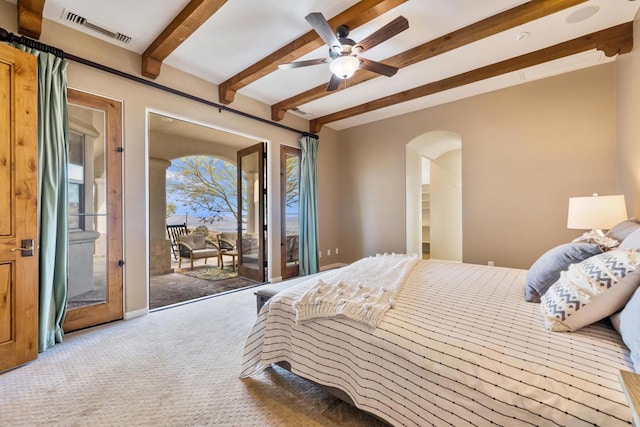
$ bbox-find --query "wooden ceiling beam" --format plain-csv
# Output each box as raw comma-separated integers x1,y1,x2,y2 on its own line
272,0,588,121
309,22,633,133
17,0,46,40
218,0,407,105
142,0,227,79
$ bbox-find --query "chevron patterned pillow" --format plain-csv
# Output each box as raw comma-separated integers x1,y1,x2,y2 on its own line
540,249,640,332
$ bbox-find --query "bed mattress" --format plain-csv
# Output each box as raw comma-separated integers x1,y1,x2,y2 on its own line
242,260,633,426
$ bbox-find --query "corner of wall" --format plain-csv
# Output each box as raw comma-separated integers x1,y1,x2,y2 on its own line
615,14,640,218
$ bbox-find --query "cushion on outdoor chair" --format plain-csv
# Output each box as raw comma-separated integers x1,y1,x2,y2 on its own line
179,234,207,250
179,235,217,258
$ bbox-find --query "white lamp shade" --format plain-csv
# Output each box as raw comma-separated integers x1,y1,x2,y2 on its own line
329,55,360,79
567,194,627,230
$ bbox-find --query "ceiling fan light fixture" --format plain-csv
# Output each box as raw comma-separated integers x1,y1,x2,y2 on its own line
330,55,360,79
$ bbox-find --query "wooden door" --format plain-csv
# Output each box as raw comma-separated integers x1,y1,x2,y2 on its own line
0,44,39,372
62,89,123,332
237,142,266,282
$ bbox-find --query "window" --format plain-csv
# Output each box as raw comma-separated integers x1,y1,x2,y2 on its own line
68,130,85,230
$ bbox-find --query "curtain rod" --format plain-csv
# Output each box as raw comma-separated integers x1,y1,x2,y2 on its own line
0,27,319,140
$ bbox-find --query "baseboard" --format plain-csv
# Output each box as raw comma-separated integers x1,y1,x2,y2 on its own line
320,262,348,272
124,308,148,320
269,276,283,283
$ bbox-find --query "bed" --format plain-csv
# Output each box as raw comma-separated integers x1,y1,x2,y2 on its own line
241,259,634,426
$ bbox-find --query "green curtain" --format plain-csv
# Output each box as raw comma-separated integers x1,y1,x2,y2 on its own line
15,45,69,352
298,135,319,275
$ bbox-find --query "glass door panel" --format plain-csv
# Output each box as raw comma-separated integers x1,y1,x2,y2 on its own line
281,146,300,279
66,113,107,309
237,143,265,282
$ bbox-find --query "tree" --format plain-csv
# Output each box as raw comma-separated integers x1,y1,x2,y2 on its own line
166,202,176,218
167,156,238,224
285,155,299,208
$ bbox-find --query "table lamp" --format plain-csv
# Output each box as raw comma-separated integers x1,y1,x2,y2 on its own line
567,193,627,235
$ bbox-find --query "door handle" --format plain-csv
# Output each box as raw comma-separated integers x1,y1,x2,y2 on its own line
10,239,34,256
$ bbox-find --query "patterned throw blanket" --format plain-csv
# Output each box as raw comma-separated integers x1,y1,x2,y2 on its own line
293,253,419,328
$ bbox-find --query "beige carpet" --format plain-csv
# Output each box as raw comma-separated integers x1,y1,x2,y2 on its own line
0,284,387,426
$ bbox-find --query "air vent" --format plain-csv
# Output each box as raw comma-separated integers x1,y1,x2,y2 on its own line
62,9,132,44
290,107,314,118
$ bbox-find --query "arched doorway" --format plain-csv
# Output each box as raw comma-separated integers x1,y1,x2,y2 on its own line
406,131,462,261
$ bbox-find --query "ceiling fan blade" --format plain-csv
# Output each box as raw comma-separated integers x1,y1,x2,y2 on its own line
326,74,341,91
306,12,341,50
356,16,409,52
279,58,329,70
358,58,398,77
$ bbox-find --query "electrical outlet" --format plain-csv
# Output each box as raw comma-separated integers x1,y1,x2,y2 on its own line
335,248,339,255
327,249,331,256
488,261,494,267
319,251,322,258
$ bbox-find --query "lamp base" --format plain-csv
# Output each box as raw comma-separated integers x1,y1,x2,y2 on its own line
572,229,619,249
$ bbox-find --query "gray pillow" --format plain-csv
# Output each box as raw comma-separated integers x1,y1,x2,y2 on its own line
525,243,602,303
605,218,640,242
610,274,640,373
619,228,640,251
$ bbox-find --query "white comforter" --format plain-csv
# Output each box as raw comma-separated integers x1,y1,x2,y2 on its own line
241,260,633,426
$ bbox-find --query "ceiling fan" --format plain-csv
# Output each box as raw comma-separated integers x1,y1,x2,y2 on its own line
279,12,409,91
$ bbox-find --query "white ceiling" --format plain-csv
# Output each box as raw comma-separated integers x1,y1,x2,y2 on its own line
38,0,640,131
148,112,258,149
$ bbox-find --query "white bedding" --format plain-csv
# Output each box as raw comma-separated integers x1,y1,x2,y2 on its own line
241,260,634,426
294,253,419,327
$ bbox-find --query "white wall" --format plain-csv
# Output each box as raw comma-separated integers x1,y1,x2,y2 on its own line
430,149,462,261
405,145,422,256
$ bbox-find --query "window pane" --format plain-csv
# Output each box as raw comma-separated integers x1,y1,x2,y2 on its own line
68,132,85,183
68,131,84,165
285,153,299,265
240,151,260,269
68,164,84,182
68,182,82,230
67,106,107,309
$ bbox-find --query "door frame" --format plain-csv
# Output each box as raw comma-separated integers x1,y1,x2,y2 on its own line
62,88,124,332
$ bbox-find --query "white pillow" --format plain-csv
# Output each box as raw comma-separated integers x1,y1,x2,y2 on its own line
540,249,640,332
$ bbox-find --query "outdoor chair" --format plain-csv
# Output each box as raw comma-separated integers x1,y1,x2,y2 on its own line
177,234,219,270
217,232,237,252
215,232,237,271
166,223,188,261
